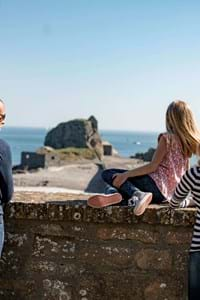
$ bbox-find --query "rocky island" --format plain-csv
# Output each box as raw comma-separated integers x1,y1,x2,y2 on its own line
13,116,146,199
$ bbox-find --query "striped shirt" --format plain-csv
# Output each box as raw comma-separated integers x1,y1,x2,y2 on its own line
170,165,200,252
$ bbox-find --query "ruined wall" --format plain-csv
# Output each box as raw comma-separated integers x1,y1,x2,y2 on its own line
0,199,195,300
21,152,45,169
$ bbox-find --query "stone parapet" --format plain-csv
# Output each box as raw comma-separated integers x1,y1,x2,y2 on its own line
0,198,195,300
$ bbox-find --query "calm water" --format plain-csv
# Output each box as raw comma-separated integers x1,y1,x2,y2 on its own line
100,130,158,157
0,127,47,166
0,127,197,166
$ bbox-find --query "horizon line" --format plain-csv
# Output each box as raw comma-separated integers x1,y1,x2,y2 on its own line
4,125,160,134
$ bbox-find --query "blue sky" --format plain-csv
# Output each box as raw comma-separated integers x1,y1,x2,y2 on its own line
1,0,200,131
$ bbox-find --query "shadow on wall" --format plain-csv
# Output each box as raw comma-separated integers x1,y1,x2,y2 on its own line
84,164,106,193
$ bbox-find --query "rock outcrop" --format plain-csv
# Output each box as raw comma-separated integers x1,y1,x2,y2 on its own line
44,116,103,160
131,147,155,162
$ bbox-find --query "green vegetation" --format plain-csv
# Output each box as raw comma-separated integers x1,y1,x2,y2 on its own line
55,147,97,160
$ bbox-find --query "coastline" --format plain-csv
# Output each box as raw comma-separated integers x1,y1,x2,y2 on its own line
13,156,145,195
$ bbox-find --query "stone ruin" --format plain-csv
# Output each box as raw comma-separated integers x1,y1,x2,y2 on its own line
18,116,111,170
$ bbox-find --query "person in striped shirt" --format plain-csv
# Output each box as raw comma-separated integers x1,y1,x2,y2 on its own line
170,165,200,300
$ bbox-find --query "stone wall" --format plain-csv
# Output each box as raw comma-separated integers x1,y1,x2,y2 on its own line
0,199,195,300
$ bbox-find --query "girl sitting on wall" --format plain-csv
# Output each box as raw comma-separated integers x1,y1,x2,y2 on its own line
88,100,200,216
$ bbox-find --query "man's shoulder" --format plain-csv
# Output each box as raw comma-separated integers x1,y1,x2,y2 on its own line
0,139,11,151
0,138,10,146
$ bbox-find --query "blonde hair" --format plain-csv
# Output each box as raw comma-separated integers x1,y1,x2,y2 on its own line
166,100,200,157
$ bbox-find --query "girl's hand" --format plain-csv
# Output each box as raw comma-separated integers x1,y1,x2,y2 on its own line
112,172,128,188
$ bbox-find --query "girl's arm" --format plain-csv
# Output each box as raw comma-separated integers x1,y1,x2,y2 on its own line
170,169,192,208
186,159,190,170
113,135,167,188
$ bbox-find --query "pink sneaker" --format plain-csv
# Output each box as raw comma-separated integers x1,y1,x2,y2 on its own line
87,193,122,208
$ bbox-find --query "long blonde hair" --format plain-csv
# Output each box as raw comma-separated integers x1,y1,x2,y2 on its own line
166,100,200,157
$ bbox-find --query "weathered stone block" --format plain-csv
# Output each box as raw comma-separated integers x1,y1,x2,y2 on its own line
135,248,172,271
144,276,185,300
43,279,72,300
0,280,36,300
97,225,159,243
78,241,135,269
166,230,193,245
32,235,76,259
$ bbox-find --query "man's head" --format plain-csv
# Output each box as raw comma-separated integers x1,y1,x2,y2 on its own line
0,99,6,128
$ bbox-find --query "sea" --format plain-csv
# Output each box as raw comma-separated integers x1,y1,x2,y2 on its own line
0,127,197,166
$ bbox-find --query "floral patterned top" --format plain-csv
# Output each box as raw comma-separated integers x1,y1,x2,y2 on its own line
149,133,189,200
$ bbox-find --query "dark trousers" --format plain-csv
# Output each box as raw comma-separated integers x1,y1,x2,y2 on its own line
102,168,165,205
189,252,200,299
0,205,4,257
